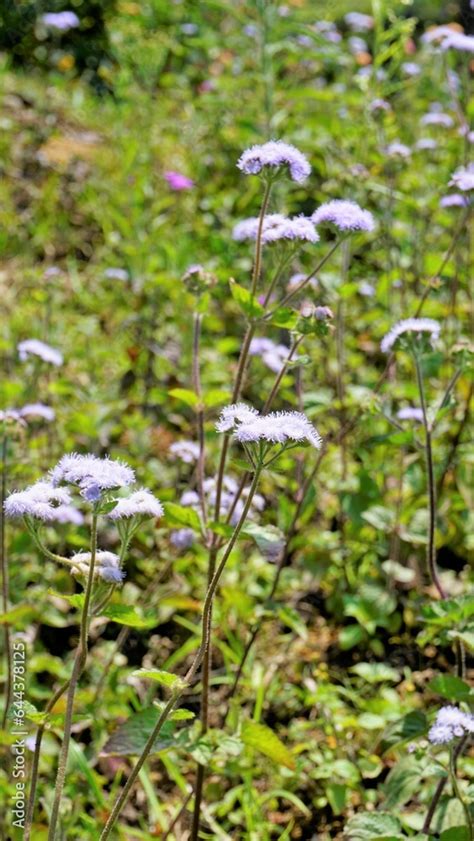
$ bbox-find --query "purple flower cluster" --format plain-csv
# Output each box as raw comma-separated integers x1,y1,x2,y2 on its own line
449,165,474,192
108,489,164,520
71,551,125,584
237,141,311,183
428,706,474,745
217,404,322,450
169,440,200,463
41,11,80,31
381,318,440,354
249,338,290,373
18,339,63,366
4,481,72,521
50,453,135,500
312,200,375,232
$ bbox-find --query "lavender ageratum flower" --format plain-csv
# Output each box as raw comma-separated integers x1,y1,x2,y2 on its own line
421,112,454,127
385,142,411,158
449,164,474,192
4,481,72,521
230,410,323,450
41,11,80,30
369,98,391,112
232,215,286,242
415,138,438,151
216,403,260,433
169,440,200,463
441,32,474,52
348,36,368,54
422,25,459,45
20,403,56,422
261,215,319,244
402,62,421,76
312,200,375,232
108,489,164,520
170,528,196,550
104,268,129,281
0,409,23,424
180,490,200,507
71,551,125,583
249,338,290,373
358,281,375,297
50,453,135,497
440,194,469,208
428,706,474,745
344,12,373,31
237,140,311,183
164,171,195,190
18,339,63,366
397,407,424,422
380,318,440,353
51,505,85,525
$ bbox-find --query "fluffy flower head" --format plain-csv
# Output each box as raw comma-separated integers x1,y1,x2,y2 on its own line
41,11,80,30
380,318,440,354
18,339,63,366
50,453,135,495
449,165,474,192
4,481,72,521
169,440,200,463
20,404,55,422
312,200,375,232
216,403,260,433
71,551,125,583
428,706,474,745
108,489,164,520
249,338,289,373
397,407,423,423
237,140,311,183
261,215,319,244
231,410,323,450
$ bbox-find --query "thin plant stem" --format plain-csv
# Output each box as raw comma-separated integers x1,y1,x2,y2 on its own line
414,354,446,600
193,311,207,523
450,742,473,841
263,238,343,320
190,180,272,838
1,431,12,732
48,512,98,840
100,465,263,841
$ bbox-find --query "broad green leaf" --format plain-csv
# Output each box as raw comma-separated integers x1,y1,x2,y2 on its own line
168,388,200,408
441,828,470,841
326,782,347,815
344,812,404,840
379,711,427,754
241,720,295,770
339,624,367,650
427,675,473,702
101,707,176,756
102,604,157,628
133,668,187,689
165,502,201,531
229,280,264,319
383,758,421,809
267,307,298,329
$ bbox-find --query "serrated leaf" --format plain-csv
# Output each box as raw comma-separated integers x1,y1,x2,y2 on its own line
229,279,264,319
241,720,295,770
101,707,175,756
133,668,187,689
165,502,201,531
102,605,157,628
344,812,404,840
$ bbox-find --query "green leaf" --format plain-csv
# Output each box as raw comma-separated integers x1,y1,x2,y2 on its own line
168,388,200,408
0,604,37,624
165,502,201,531
344,812,404,840
229,279,264,319
441,828,470,841
379,711,427,754
267,307,298,329
326,782,347,815
102,605,157,628
153,701,195,721
241,720,295,770
350,663,400,684
339,624,367,650
133,668,187,690
383,758,421,809
428,675,473,702
101,707,176,756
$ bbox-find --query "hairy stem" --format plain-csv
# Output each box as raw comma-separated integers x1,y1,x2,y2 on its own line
414,355,446,600
193,311,207,523
48,513,98,840
1,431,12,732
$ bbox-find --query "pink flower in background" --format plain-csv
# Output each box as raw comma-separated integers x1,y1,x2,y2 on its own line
164,171,195,190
